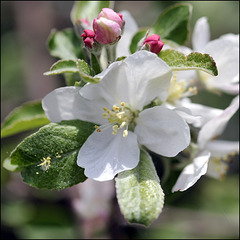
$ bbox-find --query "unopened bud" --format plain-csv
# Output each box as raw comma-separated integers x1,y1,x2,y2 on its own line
93,8,124,45
143,34,164,54
81,29,95,49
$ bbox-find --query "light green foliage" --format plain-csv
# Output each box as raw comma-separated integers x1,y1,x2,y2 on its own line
9,120,96,189
1,101,50,138
76,59,100,83
130,3,192,53
47,28,83,60
115,149,164,226
44,59,100,84
70,1,110,25
159,49,218,76
44,60,79,75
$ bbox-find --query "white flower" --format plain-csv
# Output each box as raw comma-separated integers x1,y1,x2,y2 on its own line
42,51,191,181
164,17,239,95
186,17,239,95
172,95,239,192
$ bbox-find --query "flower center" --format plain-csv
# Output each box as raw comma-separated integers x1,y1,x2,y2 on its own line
167,73,198,103
95,102,134,137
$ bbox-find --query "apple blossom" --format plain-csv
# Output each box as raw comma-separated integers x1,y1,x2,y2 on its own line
171,17,239,95
42,51,191,181
172,95,239,192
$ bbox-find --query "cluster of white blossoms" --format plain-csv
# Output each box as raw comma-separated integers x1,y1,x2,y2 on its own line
42,11,239,193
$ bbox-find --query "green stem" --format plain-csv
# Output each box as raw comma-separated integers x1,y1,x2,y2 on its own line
106,44,116,64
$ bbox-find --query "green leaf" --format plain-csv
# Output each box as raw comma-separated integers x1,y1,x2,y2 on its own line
129,28,148,54
76,59,100,83
115,149,165,226
44,60,79,75
10,120,96,189
1,101,50,138
129,3,192,53
47,28,83,60
70,1,110,25
2,158,22,172
159,49,218,76
151,3,192,45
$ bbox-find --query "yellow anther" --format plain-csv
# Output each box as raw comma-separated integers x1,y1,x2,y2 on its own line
112,105,117,110
112,125,118,130
102,113,108,119
38,156,51,171
123,130,128,137
99,102,133,137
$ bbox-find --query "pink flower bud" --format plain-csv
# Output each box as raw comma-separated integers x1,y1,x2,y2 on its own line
143,34,164,54
93,8,124,45
81,29,95,49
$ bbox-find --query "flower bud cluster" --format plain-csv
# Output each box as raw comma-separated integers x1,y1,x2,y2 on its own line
81,8,124,49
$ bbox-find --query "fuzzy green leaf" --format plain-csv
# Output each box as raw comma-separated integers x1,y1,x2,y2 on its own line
76,59,100,83
115,149,165,226
159,49,218,76
44,60,79,75
10,120,96,190
1,101,50,138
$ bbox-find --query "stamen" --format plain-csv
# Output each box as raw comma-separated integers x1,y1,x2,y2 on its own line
98,102,133,137
38,156,51,171
167,72,198,102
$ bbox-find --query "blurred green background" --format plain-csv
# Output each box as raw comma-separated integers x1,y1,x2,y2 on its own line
1,1,239,239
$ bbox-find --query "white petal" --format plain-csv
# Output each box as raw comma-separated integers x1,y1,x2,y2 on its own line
42,86,107,125
116,10,139,58
198,95,239,148
173,105,202,125
192,17,210,52
208,82,239,95
172,150,210,192
179,98,224,127
81,50,172,111
201,34,239,90
77,128,140,181
206,140,239,158
41,86,83,122
135,106,190,157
